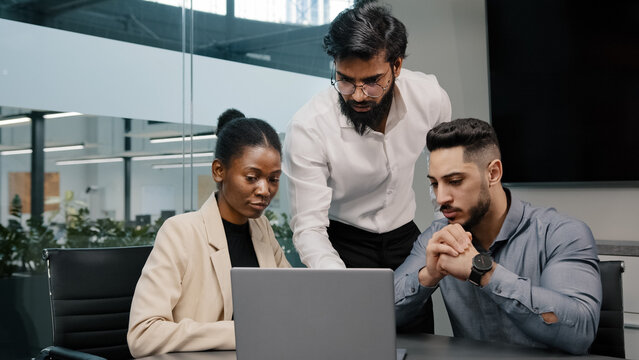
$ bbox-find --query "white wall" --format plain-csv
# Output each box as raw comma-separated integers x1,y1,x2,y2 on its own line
393,0,490,122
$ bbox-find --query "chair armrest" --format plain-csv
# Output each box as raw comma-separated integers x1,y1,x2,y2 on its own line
36,346,107,360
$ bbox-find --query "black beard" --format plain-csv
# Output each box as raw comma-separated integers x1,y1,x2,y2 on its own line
338,80,395,136
461,182,491,231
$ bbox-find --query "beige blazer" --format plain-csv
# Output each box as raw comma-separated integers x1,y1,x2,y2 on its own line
127,194,290,358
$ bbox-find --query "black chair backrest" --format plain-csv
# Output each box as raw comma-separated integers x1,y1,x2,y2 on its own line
590,260,625,358
43,246,153,360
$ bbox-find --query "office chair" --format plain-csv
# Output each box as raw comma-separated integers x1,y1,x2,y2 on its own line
589,260,625,358
37,246,153,360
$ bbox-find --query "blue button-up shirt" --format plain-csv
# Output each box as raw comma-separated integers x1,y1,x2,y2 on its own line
394,190,601,354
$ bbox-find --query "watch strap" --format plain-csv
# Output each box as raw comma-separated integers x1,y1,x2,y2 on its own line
468,267,485,286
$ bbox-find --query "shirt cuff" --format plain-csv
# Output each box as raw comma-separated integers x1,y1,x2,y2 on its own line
481,264,537,313
316,258,346,269
481,264,510,295
402,270,436,298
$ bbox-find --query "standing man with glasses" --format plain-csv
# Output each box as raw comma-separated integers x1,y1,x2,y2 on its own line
283,1,451,332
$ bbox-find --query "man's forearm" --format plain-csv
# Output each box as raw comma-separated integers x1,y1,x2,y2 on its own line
293,229,345,269
481,265,600,354
395,270,437,327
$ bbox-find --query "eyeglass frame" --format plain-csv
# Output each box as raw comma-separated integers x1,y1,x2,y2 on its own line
330,62,393,98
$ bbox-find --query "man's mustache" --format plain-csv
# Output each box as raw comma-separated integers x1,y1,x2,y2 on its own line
440,205,461,212
346,100,376,108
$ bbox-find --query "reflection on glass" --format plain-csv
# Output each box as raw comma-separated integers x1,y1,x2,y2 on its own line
236,0,353,25
0,0,353,77
0,106,298,270
145,0,226,15
0,106,216,225
145,0,352,25
0,107,294,215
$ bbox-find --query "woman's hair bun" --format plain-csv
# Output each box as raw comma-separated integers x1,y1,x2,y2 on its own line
216,108,245,135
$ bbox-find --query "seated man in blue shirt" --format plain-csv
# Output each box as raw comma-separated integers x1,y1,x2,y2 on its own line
394,118,601,354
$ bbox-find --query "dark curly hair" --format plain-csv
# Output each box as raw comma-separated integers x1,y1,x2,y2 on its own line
323,1,407,63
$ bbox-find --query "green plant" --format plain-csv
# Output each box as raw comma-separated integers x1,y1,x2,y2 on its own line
94,217,159,247
47,190,88,226
58,191,158,248
64,208,159,249
0,192,160,277
265,210,303,267
65,207,96,248
0,195,57,277
0,196,23,277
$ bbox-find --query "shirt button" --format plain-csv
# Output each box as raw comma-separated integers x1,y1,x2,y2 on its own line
495,288,501,294
410,287,415,293
387,190,393,195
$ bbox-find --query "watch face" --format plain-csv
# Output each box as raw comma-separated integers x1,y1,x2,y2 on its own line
473,254,493,272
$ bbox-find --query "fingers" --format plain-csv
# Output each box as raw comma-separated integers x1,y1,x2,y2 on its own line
430,242,461,257
447,224,472,250
439,252,472,281
435,261,448,276
431,224,471,254
423,225,474,286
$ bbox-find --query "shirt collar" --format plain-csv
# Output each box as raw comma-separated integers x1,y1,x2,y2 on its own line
490,188,525,251
385,82,407,133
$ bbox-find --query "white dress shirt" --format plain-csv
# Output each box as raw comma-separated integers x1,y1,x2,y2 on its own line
283,69,451,269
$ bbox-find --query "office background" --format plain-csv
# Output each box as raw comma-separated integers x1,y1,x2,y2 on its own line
1,0,638,359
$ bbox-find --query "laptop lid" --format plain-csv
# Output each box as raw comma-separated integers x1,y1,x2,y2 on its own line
231,268,397,360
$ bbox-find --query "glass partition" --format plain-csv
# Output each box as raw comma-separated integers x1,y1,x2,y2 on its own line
0,0,353,77
0,108,215,245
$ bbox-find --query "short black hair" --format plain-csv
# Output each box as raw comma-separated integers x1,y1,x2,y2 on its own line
323,1,407,63
215,117,281,167
426,118,501,164
216,108,245,135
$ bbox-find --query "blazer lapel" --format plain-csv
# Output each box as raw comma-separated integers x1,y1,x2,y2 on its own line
210,249,233,320
250,220,277,268
200,193,234,320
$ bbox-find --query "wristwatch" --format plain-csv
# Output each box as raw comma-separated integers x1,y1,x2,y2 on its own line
468,253,493,286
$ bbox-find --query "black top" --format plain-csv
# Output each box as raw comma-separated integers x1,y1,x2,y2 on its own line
222,218,259,268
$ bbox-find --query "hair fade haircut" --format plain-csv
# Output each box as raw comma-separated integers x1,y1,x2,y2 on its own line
215,117,282,167
323,1,407,63
426,118,501,164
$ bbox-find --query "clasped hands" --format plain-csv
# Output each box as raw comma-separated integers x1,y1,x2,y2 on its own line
418,224,479,287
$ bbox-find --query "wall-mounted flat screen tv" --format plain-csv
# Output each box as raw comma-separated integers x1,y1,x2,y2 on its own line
486,0,639,184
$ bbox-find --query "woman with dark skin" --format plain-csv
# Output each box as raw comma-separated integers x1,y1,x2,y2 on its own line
128,117,290,358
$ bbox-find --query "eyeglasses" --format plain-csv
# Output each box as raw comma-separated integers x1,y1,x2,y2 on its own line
331,67,392,98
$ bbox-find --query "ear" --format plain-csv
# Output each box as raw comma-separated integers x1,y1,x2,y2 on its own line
392,57,403,78
487,159,502,186
212,159,225,184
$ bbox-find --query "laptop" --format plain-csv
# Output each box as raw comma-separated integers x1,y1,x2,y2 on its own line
231,268,406,360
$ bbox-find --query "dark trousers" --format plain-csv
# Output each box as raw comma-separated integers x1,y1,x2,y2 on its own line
327,220,434,334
